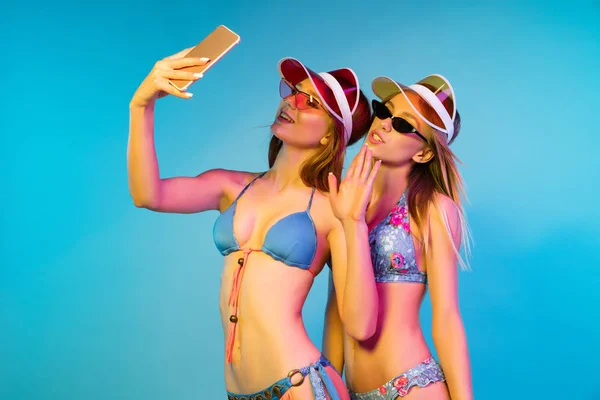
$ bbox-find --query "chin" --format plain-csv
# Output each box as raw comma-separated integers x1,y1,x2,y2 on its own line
370,150,395,166
272,127,304,148
270,121,288,140
368,146,383,161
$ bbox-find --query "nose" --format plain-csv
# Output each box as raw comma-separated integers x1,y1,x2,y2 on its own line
380,117,391,132
284,94,298,110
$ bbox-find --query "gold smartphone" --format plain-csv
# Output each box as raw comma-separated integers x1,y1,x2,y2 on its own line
168,25,241,91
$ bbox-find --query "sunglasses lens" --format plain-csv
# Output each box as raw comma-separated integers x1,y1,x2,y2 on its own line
372,100,391,120
280,80,310,109
392,118,416,134
296,93,315,110
279,80,292,99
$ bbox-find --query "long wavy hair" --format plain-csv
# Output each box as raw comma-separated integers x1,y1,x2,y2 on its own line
404,91,472,270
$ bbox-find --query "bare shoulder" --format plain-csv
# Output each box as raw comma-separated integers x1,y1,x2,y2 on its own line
313,189,342,234
428,193,462,239
197,168,260,187
217,168,260,183
432,193,460,217
313,189,334,214
199,169,264,210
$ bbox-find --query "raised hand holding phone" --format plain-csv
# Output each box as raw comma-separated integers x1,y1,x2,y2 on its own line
130,48,209,107
168,25,240,91
130,25,240,108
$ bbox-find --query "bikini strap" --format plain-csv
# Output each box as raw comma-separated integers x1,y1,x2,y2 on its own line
297,355,340,400
307,188,316,211
401,189,408,204
234,172,267,202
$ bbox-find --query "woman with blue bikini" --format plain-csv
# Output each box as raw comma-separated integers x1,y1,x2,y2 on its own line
127,47,373,400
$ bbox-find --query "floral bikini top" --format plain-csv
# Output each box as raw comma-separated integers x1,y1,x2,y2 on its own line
369,191,427,284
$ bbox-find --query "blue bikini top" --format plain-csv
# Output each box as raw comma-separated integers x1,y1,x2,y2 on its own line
212,172,317,270
369,191,427,284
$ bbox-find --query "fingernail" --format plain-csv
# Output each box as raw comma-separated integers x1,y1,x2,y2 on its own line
193,73,203,78
328,172,333,175
200,57,210,62
185,92,193,97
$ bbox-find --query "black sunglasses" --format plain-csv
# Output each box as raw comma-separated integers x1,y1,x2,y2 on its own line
371,99,427,142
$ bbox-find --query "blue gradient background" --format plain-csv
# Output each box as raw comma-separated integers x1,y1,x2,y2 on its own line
2,0,599,399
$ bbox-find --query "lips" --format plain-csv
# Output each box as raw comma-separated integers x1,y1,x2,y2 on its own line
369,130,385,144
277,109,295,123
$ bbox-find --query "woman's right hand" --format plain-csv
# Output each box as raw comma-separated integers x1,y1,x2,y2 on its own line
130,47,210,108
328,144,381,223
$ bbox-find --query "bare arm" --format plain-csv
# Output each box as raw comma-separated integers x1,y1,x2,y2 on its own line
427,196,473,400
327,144,381,340
127,48,233,213
327,218,378,341
128,103,233,213
322,270,345,374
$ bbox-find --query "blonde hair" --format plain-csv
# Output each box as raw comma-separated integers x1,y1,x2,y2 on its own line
405,92,473,270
